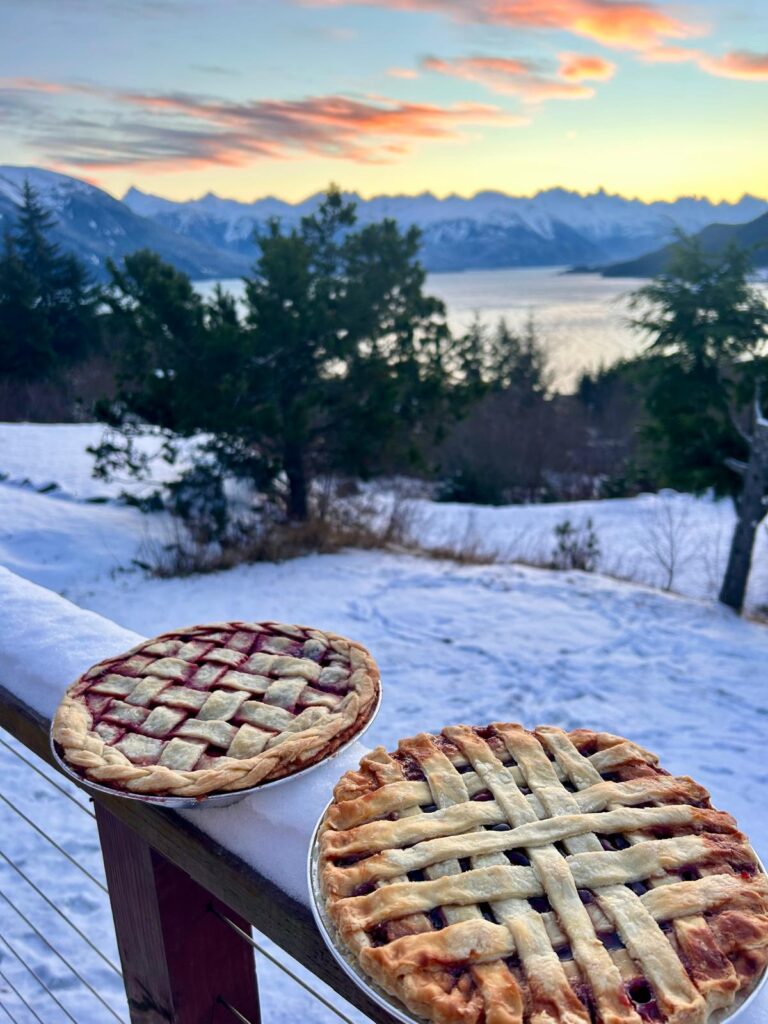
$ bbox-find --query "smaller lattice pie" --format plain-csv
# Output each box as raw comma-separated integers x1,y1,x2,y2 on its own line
318,723,768,1024
52,621,379,797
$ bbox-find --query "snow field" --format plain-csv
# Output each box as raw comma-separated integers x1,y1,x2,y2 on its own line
0,422,767,1023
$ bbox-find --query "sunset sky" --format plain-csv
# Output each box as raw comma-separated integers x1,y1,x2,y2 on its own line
1,0,766,203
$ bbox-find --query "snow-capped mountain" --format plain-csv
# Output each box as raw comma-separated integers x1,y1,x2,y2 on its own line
2,165,766,278
123,183,768,272
0,167,251,280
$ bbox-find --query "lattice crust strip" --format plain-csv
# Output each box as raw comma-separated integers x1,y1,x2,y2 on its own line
319,723,768,1024
52,621,380,796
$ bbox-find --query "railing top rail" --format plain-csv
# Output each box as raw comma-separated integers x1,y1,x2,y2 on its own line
0,682,398,1024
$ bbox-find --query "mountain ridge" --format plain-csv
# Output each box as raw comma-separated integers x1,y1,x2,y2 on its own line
2,165,767,279
120,181,768,272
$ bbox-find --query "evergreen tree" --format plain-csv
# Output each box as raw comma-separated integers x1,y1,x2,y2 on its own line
630,235,768,612
454,314,550,398
630,236,767,495
0,181,98,379
243,188,455,517
0,231,51,377
98,189,460,523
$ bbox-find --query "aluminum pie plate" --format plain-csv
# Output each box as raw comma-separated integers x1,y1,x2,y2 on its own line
49,686,381,810
308,798,422,1024
307,803,768,1024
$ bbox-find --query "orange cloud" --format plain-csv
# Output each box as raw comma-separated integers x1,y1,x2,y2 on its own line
422,53,613,101
310,0,700,51
698,50,768,81
0,78,525,172
558,53,616,81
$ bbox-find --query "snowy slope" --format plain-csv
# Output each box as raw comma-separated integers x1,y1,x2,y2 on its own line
1,422,765,606
1,422,768,1023
0,166,251,279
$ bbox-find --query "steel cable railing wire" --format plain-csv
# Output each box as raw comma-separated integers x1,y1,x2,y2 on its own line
0,727,358,1024
0,965,47,1024
0,931,79,1024
0,791,107,893
0,846,121,977
0,736,93,819
213,910,359,1024
0,734,125,1022
0,997,20,1024
0,885,126,1024
218,997,254,1024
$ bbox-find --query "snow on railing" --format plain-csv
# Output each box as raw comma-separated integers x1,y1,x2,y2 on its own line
0,565,395,1024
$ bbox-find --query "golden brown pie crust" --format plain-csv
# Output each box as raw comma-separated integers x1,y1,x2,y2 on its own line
319,723,768,1024
52,621,380,797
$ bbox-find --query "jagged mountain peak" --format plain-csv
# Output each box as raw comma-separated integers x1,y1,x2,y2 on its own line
4,166,768,279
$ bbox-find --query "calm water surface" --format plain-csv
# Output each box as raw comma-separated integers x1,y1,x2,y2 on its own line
196,267,768,390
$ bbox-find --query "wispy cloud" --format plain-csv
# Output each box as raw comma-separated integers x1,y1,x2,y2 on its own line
422,53,615,102
698,50,768,81
0,78,525,171
307,0,701,51
640,45,768,80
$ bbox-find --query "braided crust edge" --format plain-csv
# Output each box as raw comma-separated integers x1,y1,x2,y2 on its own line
51,622,380,798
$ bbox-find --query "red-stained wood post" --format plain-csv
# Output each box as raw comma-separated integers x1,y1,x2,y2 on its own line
95,804,261,1024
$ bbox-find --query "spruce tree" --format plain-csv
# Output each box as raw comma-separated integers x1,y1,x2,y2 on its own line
630,235,768,611
0,231,52,377
0,181,98,379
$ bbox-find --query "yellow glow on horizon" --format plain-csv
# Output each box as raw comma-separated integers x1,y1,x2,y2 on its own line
81,139,768,206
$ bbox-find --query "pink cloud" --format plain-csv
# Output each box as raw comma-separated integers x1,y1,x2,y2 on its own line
309,0,701,51
422,53,614,101
640,46,768,81
698,50,768,81
0,78,525,171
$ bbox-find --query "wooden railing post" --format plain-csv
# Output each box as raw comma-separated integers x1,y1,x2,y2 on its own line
95,804,261,1024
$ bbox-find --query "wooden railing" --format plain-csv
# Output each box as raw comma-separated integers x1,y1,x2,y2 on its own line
0,681,400,1024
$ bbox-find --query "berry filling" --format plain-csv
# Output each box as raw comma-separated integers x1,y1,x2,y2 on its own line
626,979,661,1020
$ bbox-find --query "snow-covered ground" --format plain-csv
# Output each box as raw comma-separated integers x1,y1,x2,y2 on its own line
1,421,765,607
0,422,767,1023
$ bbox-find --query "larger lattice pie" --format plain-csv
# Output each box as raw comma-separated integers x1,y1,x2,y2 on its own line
52,621,379,797
318,723,768,1024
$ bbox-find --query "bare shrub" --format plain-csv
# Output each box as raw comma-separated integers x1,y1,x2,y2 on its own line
702,522,727,598
137,486,418,578
416,511,505,565
643,497,696,592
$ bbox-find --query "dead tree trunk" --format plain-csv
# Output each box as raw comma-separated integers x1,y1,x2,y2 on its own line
719,394,768,613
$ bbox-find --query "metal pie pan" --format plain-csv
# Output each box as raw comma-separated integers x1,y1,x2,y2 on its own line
49,686,381,810
307,801,768,1024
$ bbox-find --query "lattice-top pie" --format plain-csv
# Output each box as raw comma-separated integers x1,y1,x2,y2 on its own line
319,723,768,1024
52,621,379,797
